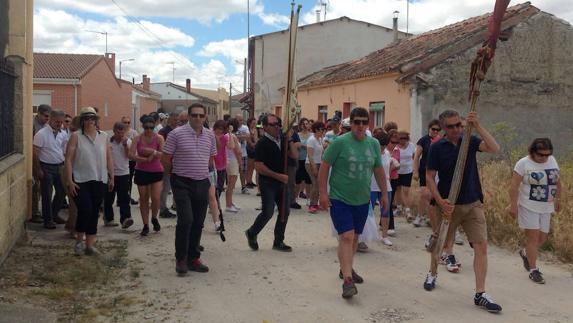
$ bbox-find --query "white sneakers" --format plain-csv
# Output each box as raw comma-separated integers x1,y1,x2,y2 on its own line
381,237,393,246
225,205,240,213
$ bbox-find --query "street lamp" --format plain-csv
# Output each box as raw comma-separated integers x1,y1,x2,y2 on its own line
86,30,108,53
395,0,410,34
119,58,135,79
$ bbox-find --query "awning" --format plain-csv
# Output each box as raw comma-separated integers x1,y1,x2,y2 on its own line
369,102,385,112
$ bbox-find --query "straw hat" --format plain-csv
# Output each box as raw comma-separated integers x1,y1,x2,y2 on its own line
79,106,98,118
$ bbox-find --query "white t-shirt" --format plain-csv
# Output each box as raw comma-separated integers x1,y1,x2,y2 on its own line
371,150,392,192
110,138,132,176
398,142,416,174
238,125,249,157
514,155,560,213
33,126,66,164
305,135,324,164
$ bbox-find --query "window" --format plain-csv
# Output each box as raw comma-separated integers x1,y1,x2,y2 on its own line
0,61,16,159
317,105,328,123
342,102,352,118
369,101,385,129
32,90,52,113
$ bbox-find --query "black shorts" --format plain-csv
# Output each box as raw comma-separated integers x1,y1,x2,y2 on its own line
418,169,427,187
134,169,163,186
396,172,413,187
296,160,311,184
247,148,256,159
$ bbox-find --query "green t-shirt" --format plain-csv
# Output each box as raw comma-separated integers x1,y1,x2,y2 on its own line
323,132,381,205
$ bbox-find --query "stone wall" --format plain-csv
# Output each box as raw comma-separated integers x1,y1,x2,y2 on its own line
417,12,573,156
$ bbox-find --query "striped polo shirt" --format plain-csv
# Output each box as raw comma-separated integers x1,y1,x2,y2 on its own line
163,123,217,180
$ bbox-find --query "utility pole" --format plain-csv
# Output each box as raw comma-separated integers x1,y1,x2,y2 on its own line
166,62,175,82
229,82,232,116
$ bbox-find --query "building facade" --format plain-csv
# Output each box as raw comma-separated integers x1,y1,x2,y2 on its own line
150,81,218,123
297,3,573,154
33,52,133,130
0,0,33,264
248,16,409,117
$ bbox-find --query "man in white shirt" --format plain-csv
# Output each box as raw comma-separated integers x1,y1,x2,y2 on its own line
235,114,251,194
31,104,52,223
122,116,139,206
33,109,67,229
103,122,134,229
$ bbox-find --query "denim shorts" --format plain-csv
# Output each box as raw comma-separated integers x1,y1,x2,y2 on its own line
329,199,370,235
370,191,392,218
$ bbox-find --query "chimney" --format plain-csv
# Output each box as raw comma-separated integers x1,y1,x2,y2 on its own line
105,53,116,75
186,78,191,93
315,10,321,23
142,74,150,91
392,11,399,42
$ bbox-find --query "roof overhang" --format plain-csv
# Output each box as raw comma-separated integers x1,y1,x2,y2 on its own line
33,78,80,85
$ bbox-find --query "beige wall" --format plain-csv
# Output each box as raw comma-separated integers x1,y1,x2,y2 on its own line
298,74,411,130
0,0,33,264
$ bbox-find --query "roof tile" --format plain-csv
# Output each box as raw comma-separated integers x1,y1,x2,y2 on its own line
33,53,102,79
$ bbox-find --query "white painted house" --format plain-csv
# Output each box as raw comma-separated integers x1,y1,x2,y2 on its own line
150,80,218,122
248,16,409,117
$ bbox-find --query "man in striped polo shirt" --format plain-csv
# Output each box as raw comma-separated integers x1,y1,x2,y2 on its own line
162,103,217,276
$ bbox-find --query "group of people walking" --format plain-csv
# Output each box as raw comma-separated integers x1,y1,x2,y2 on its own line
32,103,562,314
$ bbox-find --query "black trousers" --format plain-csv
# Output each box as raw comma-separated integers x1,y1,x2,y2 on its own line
74,180,106,235
171,174,210,261
389,179,398,230
103,174,132,223
39,162,66,224
247,176,290,244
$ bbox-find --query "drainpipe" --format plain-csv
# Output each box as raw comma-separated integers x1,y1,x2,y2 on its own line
73,80,78,116
393,11,399,42
409,82,421,140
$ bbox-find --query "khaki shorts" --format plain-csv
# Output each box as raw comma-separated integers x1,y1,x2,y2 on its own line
438,201,487,243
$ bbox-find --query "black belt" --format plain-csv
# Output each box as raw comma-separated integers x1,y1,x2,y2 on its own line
172,173,208,182
40,161,64,166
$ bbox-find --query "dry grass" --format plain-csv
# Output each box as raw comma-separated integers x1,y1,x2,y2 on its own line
482,160,573,262
0,238,143,322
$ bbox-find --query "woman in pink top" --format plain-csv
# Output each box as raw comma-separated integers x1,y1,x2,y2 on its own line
129,115,164,236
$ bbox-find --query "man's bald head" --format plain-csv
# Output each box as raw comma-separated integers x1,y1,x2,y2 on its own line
178,111,189,125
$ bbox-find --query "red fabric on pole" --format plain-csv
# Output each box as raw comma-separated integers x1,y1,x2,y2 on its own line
486,0,511,49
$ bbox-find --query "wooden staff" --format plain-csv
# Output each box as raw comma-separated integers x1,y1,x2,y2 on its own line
430,0,510,275
279,2,301,222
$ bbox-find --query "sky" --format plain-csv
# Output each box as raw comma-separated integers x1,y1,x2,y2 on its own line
33,0,572,92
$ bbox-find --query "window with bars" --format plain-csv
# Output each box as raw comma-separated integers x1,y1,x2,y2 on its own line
0,60,15,160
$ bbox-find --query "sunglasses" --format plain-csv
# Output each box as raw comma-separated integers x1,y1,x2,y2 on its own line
316,128,324,131
390,140,400,144
535,151,552,157
123,121,131,125
431,127,441,132
267,122,279,127
190,113,205,118
64,120,71,123
143,124,154,130
83,116,97,121
399,137,409,140
445,122,462,129
352,119,369,126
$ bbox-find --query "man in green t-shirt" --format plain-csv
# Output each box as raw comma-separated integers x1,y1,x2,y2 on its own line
318,107,388,299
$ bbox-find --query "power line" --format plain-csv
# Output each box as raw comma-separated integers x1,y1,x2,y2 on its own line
110,0,195,74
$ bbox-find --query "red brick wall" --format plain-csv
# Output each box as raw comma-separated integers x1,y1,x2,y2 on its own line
79,60,132,130
33,84,77,116
140,97,159,118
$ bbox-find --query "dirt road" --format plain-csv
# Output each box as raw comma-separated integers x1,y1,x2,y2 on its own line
111,192,573,323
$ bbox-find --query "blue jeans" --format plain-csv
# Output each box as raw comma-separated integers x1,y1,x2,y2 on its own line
247,176,290,244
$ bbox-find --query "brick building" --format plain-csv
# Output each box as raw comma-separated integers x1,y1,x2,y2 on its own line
131,75,161,131
33,52,134,130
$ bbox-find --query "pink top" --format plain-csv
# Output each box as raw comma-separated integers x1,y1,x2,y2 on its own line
390,147,400,180
214,134,228,171
135,134,164,173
